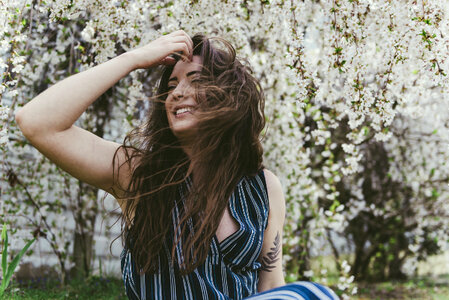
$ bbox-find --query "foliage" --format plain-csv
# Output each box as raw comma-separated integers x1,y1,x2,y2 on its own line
0,224,35,296
0,275,126,299
354,274,449,300
1,1,449,299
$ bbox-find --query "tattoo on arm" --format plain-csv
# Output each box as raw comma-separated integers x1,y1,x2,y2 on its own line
260,231,280,272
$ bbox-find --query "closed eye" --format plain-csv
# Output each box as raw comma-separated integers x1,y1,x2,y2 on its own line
167,78,200,92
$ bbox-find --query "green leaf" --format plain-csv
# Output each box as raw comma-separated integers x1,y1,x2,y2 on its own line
431,188,439,198
334,47,343,55
2,238,35,291
363,126,369,136
1,224,5,241
2,225,8,280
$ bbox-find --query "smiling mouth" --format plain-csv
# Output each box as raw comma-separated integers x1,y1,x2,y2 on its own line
174,106,196,117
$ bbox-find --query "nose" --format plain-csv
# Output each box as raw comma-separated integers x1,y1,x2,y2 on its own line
171,81,193,100
172,87,184,100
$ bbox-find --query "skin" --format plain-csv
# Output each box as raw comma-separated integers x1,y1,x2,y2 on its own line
14,30,195,204
257,169,286,291
164,55,203,157
163,55,286,292
15,29,285,293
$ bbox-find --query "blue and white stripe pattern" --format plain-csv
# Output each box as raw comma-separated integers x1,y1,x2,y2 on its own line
244,282,340,300
120,169,340,300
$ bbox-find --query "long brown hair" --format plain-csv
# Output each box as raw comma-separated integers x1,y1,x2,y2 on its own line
112,33,265,275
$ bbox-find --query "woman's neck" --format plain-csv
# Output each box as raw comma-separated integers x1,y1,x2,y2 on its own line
176,133,195,160
182,145,192,160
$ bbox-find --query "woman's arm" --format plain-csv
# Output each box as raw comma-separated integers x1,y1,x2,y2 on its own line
14,30,193,213
16,30,193,134
16,53,136,136
15,52,138,197
257,169,286,292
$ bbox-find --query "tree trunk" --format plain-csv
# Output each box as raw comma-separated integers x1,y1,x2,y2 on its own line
70,224,95,279
70,182,98,281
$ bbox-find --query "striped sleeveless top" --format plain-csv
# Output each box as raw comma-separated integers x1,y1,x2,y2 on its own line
120,168,269,300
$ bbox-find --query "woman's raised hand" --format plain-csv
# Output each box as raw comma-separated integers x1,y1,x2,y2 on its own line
127,30,194,70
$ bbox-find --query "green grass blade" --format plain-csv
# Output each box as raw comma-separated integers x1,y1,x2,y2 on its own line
0,225,8,294
3,238,35,291
0,224,6,242
1,226,8,280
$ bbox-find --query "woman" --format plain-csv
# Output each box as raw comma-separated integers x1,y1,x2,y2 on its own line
15,30,338,300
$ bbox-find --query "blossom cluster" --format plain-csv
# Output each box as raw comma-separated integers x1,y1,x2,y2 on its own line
1,0,449,289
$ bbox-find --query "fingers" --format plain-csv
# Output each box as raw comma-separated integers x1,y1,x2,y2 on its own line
169,36,193,58
171,30,194,50
161,56,177,66
170,44,190,62
171,30,193,54
167,30,193,61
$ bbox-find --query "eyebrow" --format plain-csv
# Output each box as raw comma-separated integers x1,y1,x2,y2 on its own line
168,70,200,83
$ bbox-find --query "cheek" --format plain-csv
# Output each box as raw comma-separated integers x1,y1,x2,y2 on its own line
165,108,172,125
164,105,173,126
164,99,172,115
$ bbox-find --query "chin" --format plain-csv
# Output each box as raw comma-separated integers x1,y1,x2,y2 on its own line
171,124,198,140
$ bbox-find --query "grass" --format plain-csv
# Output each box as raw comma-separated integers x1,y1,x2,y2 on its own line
0,275,127,300
3,274,448,299
2,251,448,299
353,274,449,300
309,252,449,300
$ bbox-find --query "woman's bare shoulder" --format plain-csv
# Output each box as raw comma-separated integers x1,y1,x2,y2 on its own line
262,169,285,210
262,169,283,193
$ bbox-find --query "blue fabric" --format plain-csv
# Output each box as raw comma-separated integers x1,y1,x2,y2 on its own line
121,169,269,299
244,282,340,300
120,169,340,300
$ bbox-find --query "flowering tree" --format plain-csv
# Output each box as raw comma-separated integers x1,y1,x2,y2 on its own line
275,1,449,286
1,0,448,296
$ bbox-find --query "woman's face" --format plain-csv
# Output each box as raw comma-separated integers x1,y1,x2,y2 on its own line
165,55,203,141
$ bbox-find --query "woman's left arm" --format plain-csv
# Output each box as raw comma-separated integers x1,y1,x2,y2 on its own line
257,169,286,292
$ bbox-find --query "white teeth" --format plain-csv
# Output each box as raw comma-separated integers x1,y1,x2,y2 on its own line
175,107,194,115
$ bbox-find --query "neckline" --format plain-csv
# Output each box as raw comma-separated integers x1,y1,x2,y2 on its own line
180,174,249,249
213,192,244,250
